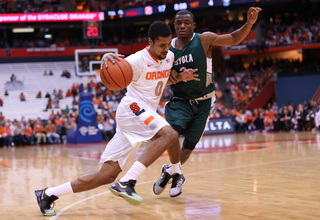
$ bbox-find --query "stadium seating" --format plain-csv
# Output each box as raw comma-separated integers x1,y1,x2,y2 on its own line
0,61,83,120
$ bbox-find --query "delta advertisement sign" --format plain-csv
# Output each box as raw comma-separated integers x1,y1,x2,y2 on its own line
0,12,105,23
204,117,235,135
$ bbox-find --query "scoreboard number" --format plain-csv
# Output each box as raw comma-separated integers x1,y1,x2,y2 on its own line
83,21,102,39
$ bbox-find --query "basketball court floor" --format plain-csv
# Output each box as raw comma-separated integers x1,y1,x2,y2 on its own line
1,131,320,219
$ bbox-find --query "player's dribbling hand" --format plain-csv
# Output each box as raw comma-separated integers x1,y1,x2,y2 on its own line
100,53,125,69
247,7,262,25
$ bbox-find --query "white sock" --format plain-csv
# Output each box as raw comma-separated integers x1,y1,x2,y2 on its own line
45,182,73,197
166,162,181,175
119,161,146,182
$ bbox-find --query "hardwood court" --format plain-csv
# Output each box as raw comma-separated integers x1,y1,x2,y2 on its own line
1,131,320,220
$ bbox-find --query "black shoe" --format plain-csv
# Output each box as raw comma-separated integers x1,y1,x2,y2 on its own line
153,164,172,195
108,180,143,205
35,188,59,216
169,173,186,197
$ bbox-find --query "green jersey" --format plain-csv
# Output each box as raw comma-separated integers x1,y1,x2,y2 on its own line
170,33,215,100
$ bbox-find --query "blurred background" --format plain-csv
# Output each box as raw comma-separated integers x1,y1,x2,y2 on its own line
0,0,319,147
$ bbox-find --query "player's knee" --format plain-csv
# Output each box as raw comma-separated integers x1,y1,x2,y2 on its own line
165,128,178,144
171,124,184,135
182,147,193,157
183,139,197,151
99,161,121,185
99,172,117,185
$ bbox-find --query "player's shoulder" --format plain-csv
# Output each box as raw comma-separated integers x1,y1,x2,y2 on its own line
165,50,174,64
125,49,145,63
199,31,218,39
167,50,174,58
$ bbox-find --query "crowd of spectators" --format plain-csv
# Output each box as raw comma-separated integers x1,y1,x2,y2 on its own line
210,100,320,133
224,56,320,112
1,1,320,51
1,74,320,148
0,0,63,13
244,16,320,53
0,112,76,147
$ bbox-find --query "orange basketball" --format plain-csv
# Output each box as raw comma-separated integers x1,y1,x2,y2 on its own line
100,58,133,91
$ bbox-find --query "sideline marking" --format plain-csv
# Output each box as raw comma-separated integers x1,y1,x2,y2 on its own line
49,155,320,219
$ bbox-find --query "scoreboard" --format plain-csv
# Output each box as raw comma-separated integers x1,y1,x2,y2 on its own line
107,0,270,19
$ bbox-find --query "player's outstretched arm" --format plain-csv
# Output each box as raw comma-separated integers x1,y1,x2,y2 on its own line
201,7,262,47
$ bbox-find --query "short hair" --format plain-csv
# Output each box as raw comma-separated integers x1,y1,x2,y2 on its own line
148,21,172,42
174,10,195,22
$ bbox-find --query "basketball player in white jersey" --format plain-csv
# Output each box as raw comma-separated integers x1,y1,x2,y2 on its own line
35,21,199,216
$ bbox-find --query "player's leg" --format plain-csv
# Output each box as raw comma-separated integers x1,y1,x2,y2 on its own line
154,98,212,196
110,125,182,203
35,160,121,216
35,131,131,216
180,98,213,163
137,125,179,167
153,100,191,196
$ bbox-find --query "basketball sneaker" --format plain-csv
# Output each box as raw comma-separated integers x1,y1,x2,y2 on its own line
153,164,172,195
169,173,186,197
35,188,59,216
108,180,143,205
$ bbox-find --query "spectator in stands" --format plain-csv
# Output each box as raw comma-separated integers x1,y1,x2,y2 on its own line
65,117,77,132
0,123,6,147
45,92,51,98
64,105,70,114
4,122,13,147
294,104,307,131
272,109,280,131
287,104,295,116
263,109,275,131
19,92,26,101
71,84,78,98
0,97,3,107
254,109,265,131
235,109,248,132
61,70,71,78
34,119,46,144
13,121,24,146
271,101,279,111
45,97,53,111
0,112,4,123
45,119,60,144
59,119,68,144
279,107,292,131
102,113,115,141
65,89,73,98
49,111,56,120
10,73,17,82
54,115,64,143
23,122,34,145
36,91,42,98
54,100,60,109
57,89,63,99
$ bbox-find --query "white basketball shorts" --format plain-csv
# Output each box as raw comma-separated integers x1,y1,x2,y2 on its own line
100,96,169,170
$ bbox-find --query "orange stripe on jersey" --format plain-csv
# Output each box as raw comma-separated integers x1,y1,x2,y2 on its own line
145,46,159,63
144,116,155,125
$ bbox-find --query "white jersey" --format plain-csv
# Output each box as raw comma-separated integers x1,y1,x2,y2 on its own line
125,46,174,110
100,46,174,169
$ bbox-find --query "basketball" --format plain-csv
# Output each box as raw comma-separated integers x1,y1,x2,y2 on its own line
100,58,133,91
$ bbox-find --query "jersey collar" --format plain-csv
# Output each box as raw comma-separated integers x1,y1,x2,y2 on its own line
171,33,195,48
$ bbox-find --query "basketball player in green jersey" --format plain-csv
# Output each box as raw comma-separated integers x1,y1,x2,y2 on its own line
153,7,262,196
